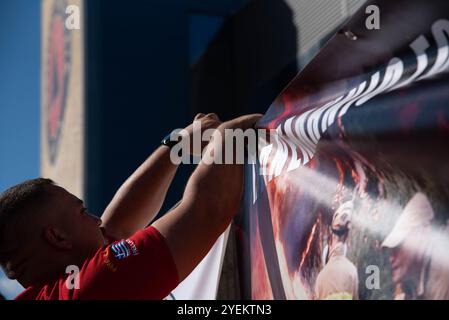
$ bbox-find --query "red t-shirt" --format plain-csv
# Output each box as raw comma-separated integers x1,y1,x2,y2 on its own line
15,226,179,300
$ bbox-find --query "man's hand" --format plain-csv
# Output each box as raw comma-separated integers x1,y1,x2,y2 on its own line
100,112,230,240
182,113,222,156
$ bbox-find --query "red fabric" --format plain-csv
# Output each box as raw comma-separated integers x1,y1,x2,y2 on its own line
15,226,179,300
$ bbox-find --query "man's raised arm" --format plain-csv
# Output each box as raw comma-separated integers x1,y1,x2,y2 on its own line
152,114,262,282
101,113,222,240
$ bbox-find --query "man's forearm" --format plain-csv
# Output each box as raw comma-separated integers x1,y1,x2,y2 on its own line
101,145,178,239
153,114,261,280
181,123,245,228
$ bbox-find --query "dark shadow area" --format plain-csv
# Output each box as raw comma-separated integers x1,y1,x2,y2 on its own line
191,0,299,120
85,0,193,217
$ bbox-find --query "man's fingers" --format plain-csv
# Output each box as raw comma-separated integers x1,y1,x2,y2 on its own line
195,113,260,130
205,113,220,121
230,114,263,129
194,113,221,121
194,113,206,120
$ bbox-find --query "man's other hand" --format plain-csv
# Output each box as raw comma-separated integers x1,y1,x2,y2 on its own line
183,113,222,156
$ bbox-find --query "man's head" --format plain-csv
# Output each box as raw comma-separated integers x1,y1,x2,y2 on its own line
0,178,105,287
382,192,434,284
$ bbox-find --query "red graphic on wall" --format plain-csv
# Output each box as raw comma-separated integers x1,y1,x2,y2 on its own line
46,0,71,164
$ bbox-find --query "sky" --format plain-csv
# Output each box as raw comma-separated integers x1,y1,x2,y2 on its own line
0,0,41,299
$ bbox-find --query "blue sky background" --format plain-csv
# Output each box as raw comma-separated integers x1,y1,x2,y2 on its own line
0,0,41,299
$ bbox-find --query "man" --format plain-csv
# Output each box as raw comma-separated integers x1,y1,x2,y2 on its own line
0,113,261,300
382,192,449,300
314,201,359,300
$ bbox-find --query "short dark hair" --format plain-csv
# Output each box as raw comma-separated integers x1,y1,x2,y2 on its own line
0,178,55,248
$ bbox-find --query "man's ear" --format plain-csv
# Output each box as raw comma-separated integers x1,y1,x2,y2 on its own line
43,226,72,250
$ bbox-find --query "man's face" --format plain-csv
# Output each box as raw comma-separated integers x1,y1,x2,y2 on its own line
48,186,106,258
0,186,105,280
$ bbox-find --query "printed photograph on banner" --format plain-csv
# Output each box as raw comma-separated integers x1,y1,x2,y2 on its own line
243,0,449,300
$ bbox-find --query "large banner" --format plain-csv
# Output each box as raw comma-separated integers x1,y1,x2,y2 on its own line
243,0,449,300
